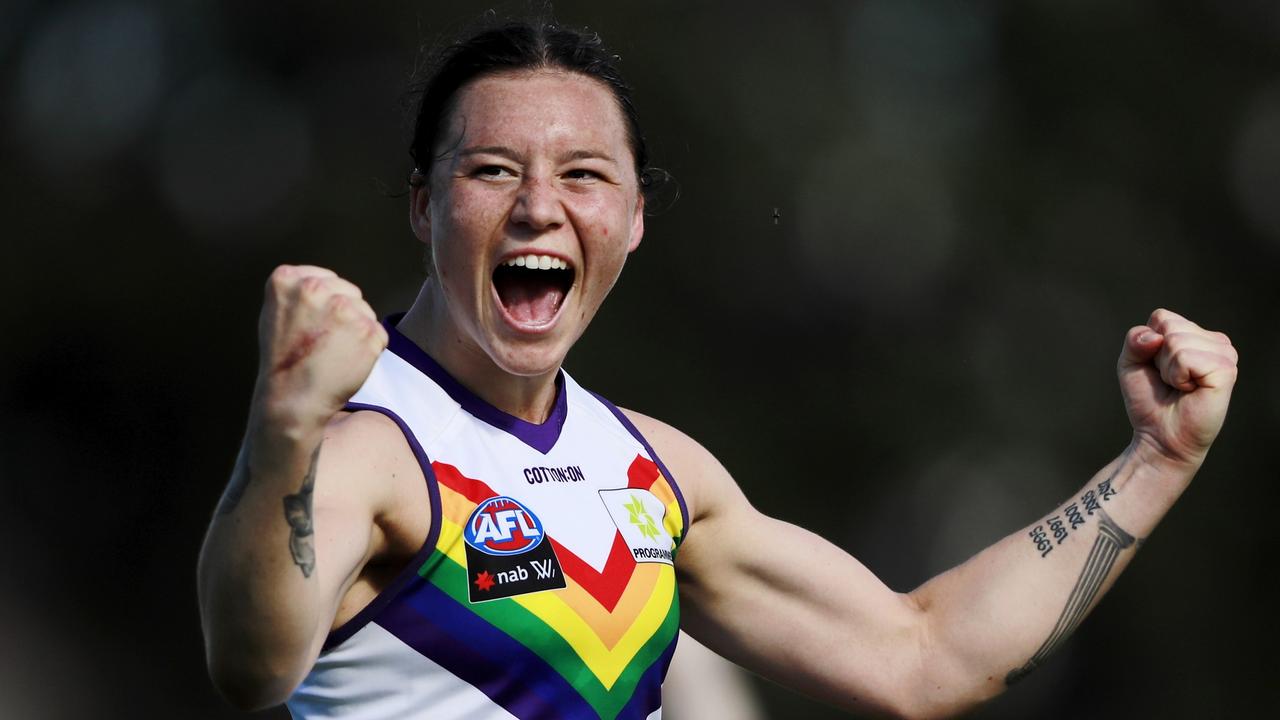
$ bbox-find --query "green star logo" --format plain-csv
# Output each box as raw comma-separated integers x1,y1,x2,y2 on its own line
624,494,660,540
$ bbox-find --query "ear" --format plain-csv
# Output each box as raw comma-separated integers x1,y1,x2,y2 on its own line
626,192,645,253
409,179,431,246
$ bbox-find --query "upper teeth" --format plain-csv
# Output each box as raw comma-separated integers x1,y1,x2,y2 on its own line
503,254,569,270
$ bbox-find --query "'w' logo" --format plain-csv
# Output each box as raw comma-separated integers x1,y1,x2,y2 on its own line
530,558,556,579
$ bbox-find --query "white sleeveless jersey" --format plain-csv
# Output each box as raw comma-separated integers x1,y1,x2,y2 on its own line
286,319,689,720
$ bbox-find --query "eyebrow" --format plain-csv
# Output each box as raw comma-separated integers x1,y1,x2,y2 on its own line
455,146,618,165
560,149,618,164
456,145,522,160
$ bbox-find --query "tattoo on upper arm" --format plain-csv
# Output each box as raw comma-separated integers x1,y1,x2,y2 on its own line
283,443,322,578
215,441,252,516
1006,508,1137,686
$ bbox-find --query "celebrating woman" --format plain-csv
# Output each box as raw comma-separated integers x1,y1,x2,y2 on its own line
198,18,1238,719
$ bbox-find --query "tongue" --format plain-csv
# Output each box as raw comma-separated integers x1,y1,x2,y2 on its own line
496,274,565,325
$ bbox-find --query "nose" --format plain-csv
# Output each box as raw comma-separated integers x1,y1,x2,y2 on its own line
509,176,566,231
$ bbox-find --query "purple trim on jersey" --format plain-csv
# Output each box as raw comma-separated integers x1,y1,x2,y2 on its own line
321,402,444,652
378,581,600,720
384,315,567,455
588,391,692,547
616,633,678,719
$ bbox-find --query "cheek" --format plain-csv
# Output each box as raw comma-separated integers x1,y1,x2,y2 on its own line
441,180,507,225
436,190,504,257
571,191,630,237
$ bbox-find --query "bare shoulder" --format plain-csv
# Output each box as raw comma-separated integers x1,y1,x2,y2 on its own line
323,409,410,457
618,408,746,524
317,410,428,529
320,410,433,629
325,407,401,438
322,410,415,477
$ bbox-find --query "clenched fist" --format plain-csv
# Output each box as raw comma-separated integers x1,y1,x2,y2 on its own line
254,265,389,430
1118,308,1238,471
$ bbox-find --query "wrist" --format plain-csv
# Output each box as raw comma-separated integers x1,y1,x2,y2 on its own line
1126,434,1200,492
249,379,336,447
1136,430,1203,476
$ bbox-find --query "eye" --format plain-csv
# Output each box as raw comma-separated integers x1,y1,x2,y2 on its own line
564,168,603,183
473,164,516,180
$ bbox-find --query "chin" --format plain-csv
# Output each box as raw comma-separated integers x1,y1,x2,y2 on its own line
487,337,572,379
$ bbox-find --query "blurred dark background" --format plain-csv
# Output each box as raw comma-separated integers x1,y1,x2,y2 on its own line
2,1,1277,717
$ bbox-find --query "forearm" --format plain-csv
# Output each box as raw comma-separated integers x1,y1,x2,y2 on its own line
908,439,1198,714
197,265,388,708
197,401,330,708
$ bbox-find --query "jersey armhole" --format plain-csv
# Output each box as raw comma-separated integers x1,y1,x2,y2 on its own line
587,391,692,547
321,401,443,652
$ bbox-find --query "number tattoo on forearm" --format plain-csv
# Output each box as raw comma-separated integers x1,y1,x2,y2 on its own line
1006,507,1137,685
1026,454,1126,558
282,443,322,578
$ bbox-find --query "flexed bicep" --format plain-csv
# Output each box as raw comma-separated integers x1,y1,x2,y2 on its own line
625,409,927,717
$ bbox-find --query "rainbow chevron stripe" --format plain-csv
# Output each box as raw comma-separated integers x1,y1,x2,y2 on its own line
376,454,685,719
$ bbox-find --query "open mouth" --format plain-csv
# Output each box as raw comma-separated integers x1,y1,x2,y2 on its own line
492,253,575,328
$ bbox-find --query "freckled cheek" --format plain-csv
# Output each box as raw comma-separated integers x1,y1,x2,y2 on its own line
441,197,507,259
448,185,507,224
568,197,627,239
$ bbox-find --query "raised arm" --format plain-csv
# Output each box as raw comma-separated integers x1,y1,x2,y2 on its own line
646,309,1236,719
197,265,390,709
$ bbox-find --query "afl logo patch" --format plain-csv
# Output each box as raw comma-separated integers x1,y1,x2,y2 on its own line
464,496,545,556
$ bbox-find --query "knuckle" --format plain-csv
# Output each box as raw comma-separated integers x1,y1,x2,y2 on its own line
328,293,352,316
267,265,295,294
299,275,328,299
1148,307,1187,332
1162,331,1190,351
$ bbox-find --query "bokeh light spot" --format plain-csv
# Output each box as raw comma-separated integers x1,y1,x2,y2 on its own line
156,72,311,239
13,2,164,178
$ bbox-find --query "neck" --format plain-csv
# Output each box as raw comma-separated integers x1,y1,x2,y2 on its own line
397,279,561,424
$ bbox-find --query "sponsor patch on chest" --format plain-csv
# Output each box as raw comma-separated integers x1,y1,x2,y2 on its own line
463,496,566,603
598,488,675,565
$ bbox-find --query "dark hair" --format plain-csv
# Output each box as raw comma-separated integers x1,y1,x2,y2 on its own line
408,17,667,203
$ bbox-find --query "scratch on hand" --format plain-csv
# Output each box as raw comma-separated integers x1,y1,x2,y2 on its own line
274,330,327,374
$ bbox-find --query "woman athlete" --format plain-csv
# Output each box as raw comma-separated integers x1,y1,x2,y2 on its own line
198,19,1239,719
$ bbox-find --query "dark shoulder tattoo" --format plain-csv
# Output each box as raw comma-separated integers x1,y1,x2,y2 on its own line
283,442,322,578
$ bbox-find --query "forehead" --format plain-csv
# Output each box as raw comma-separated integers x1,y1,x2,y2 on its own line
444,70,631,156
